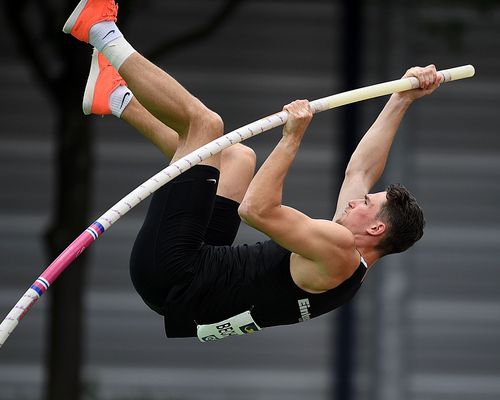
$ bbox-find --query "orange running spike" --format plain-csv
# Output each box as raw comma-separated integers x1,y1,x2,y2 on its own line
62,0,118,43
83,49,127,115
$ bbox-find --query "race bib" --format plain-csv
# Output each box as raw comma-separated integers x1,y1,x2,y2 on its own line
197,310,261,342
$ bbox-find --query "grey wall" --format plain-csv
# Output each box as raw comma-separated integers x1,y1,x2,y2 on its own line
1,1,499,400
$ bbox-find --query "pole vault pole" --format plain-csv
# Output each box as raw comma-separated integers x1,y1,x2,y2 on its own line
0,64,475,348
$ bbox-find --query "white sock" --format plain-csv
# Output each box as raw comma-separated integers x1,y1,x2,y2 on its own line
89,21,123,51
101,36,136,71
109,85,133,118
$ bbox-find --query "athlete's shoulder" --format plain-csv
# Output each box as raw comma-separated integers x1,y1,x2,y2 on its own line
319,219,357,252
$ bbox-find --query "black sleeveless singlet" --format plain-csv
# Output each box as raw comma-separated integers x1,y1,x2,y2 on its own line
163,240,367,338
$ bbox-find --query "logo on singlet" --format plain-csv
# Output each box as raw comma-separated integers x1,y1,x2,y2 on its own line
298,298,311,322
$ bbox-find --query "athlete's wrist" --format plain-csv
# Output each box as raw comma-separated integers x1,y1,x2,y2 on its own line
390,92,414,109
280,133,303,150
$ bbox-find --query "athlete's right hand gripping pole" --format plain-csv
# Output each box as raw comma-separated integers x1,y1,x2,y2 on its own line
0,64,474,349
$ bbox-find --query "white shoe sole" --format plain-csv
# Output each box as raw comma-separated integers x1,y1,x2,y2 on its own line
82,48,99,115
62,0,90,34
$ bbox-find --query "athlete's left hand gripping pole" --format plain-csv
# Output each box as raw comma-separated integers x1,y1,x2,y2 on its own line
0,65,474,348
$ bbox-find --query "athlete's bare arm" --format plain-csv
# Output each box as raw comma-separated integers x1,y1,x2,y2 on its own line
239,100,360,290
333,65,442,222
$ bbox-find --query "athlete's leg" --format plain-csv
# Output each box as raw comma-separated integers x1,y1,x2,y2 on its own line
117,53,223,167
64,0,222,168
218,144,256,203
83,43,255,202
121,98,178,159
120,89,255,201
124,100,256,200
82,47,179,158
84,47,255,191
124,99,255,201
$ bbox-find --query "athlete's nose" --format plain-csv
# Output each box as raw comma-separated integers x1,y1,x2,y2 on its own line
348,198,364,209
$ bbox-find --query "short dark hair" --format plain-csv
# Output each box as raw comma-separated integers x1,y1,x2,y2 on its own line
375,184,425,256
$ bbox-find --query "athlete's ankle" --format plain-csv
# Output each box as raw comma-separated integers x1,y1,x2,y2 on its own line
101,36,136,72
89,21,122,51
88,20,136,71
109,85,133,118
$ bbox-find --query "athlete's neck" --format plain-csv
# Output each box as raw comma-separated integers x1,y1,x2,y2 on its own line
355,246,380,268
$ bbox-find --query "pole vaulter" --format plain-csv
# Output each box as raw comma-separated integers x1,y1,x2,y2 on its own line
0,64,475,347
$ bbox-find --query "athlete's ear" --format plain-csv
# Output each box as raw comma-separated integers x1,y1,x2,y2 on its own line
367,222,386,237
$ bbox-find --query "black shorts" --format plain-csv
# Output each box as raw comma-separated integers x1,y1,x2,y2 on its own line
129,165,241,315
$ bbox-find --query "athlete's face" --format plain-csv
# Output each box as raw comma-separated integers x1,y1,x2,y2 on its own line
337,191,387,234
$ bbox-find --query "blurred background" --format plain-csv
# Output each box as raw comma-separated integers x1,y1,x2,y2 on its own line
1,1,499,400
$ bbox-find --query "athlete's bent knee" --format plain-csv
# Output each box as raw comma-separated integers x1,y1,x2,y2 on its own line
228,144,256,169
204,110,224,138
188,105,224,141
